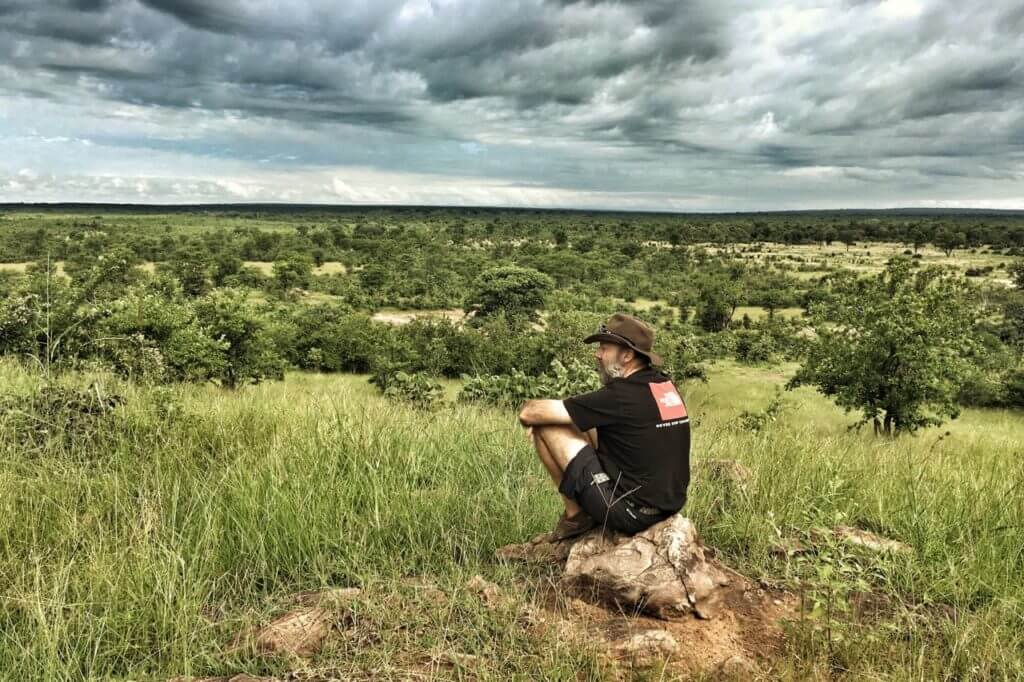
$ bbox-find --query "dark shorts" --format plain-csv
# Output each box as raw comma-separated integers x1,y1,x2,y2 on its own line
558,444,673,535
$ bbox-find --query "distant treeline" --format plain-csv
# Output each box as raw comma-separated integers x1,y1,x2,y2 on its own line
2,206,1024,263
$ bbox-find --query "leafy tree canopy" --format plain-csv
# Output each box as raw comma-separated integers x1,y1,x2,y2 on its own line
464,265,554,326
788,259,984,435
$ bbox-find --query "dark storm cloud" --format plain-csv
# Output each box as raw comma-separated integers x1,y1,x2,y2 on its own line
136,0,257,34
0,0,732,119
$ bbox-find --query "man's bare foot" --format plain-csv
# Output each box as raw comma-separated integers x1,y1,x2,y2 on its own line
552,510,597,540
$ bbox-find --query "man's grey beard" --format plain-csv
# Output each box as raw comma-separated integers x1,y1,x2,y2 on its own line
597,355,626,385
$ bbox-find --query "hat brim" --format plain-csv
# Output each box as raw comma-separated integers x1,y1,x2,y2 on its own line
582,334,663,366
582,332,620,345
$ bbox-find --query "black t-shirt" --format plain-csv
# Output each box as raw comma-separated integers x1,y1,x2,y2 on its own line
562,367,690,512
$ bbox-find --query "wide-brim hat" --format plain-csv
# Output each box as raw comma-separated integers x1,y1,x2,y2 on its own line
583,312,663,365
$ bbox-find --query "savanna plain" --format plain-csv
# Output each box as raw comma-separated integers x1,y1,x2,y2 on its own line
0,206,1022,680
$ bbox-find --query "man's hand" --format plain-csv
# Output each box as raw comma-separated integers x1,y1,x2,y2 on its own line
518,399,574,427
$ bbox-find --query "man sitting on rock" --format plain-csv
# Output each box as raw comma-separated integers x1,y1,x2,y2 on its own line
518,313,691,540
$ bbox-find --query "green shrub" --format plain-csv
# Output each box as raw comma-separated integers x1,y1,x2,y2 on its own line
94,290,227,383
193,288,286,389
737,389,789,432
458,358,599,408
371,370,444,410
0,381,123,455
464,265,554,326
1004,369,1024,408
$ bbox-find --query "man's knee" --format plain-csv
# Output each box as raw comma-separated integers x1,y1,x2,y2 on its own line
535,424,589,464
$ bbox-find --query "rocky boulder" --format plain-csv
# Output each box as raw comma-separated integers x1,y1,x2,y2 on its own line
564,515,730,619
498,514,730,620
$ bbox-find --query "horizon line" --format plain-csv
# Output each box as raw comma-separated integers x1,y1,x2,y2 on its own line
2,201,1023,217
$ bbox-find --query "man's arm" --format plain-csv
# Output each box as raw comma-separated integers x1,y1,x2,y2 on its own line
518,399,574,426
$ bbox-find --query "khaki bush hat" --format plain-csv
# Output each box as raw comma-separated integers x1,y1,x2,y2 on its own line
583,312,663,365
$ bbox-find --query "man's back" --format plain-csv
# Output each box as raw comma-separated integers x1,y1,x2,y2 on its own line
563,367,690,512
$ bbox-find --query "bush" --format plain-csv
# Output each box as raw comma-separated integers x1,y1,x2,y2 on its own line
193,288,286,389
737,389,788,432
734,329,777,364
1004,369,1024,408
95,290,227,383
957,371,1007,407
670,362,708,384
371,370,444,410
459,358,600,408
288,307,392,374
458,312,548,376
0,381,123,454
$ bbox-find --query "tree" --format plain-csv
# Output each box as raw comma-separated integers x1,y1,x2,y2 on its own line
95,289,226,383
935,228,966,257
696,286,732,332
358,263,388,291
838,227,859,252
910,225,928,253
212,249,243,286
671,288,699,322
695,277,741,332
1009,260,1024,289
193,288,286,389
75,244,143,300
272,253,313,296
464,265,554,326
620,241,642,259
752,273,793,320
574,236,595,254
788,260,983,436
167,242,213,297
667,226,684,248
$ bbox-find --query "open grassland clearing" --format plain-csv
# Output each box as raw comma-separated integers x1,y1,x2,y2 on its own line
242,261,347,276
1,360,1021,680
707,241,1016,287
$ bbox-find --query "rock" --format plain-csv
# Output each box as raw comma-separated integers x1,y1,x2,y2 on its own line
446,652,480,668
716,654,759,677
465,575,505,609
563,515,730,619
286,586,361,608
833,526,912,555
614,629,679,663
234,606,339,658
516,603,548,628
692,459,752,488
167,671,280,675
230,587,361,659
566,597,605,621
768,537,811,557
495,531,576,564
401,576,448,606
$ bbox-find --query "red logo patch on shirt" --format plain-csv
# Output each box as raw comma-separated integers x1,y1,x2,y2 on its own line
649,381,687,421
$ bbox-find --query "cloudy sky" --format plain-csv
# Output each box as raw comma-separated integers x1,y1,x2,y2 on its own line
0,0,1022,210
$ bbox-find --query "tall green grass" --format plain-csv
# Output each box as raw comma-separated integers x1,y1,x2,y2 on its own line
0,360,1021,680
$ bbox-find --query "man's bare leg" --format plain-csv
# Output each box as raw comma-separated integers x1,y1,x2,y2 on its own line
531,431,583,516
532,424,593,515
